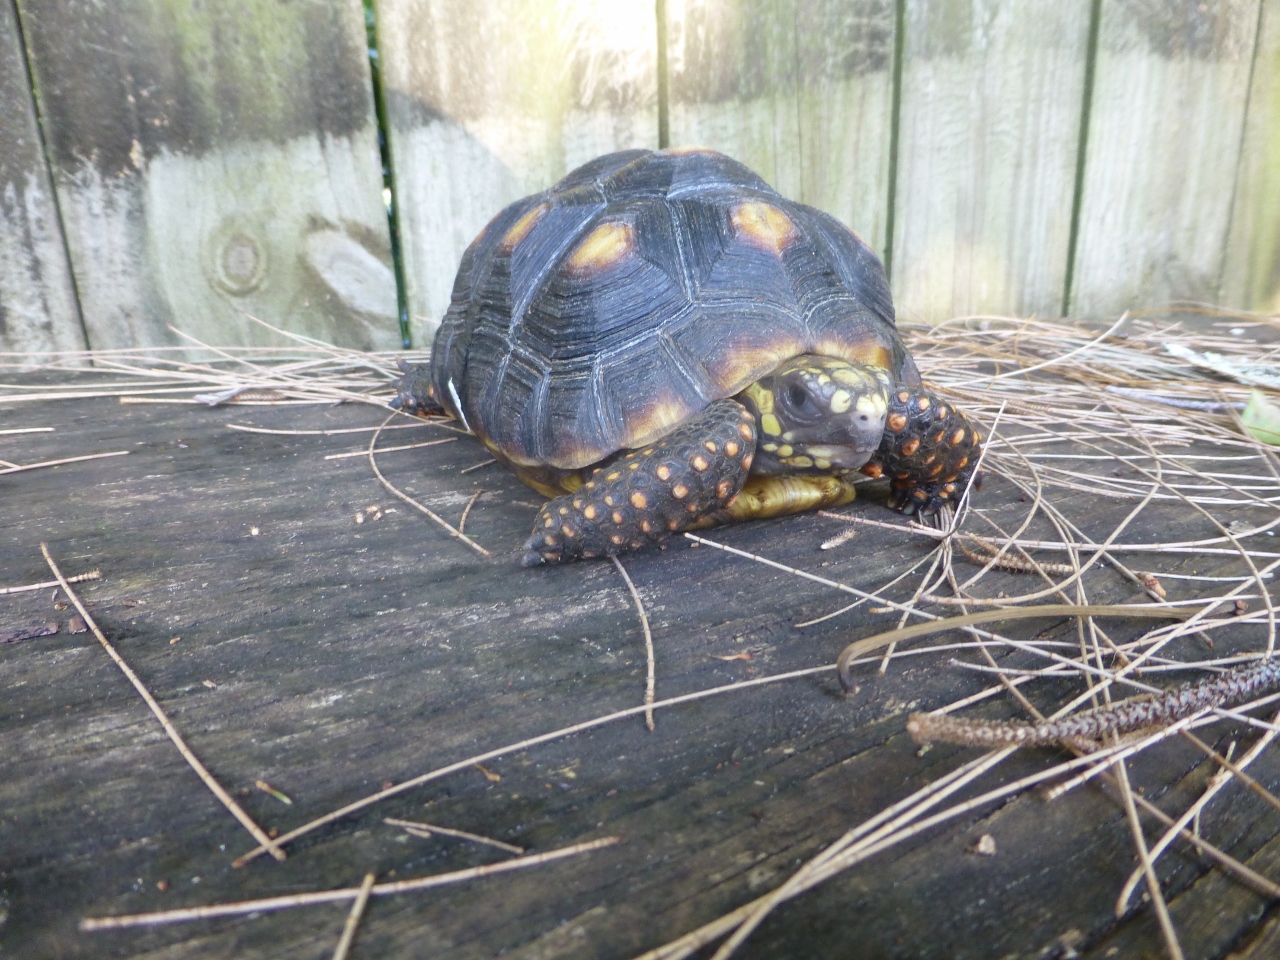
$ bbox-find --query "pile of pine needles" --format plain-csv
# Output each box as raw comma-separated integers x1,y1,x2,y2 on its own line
5,306,1280,960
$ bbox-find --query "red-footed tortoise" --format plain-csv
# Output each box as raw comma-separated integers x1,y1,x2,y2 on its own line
392,148,981,565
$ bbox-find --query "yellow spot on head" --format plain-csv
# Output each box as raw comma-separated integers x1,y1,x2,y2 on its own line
743,382,773,415
500,203,549,251
760,413,782,436
814,457,831,470
829,389,852,414
776,444,793,458
785,455,814,468
730,201,799,256
856,394,887,417
567,220,635,274
763,443,778,452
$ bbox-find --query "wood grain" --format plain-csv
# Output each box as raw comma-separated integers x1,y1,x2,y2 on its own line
1069,0,1262,318
14,0,396,351
1223,0,1280,314
374,0,659,348
2,372,1279,958
0,0,84,356
890,0,1093,323
665,0,896,257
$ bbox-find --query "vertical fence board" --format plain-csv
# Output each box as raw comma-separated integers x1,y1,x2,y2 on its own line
375,0,659,346
665,0,896,257
16,0,396,351
1224,0,1280,314
1069,0,1260,318
0,0,84,356
891,0,1091,323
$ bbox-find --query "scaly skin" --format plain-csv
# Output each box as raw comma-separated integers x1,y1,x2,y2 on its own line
863,388,982,515
521,400,757,566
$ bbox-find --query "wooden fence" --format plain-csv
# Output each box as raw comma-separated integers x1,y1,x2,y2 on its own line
1,0,1278,356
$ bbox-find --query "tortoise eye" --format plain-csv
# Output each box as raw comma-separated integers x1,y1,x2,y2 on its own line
788,384,809,408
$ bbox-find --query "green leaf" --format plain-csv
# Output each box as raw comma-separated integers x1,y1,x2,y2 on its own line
1242,390,1280,447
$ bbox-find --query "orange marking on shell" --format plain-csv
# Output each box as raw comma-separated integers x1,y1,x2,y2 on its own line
692,455,709,471
629,462,640,470
901,438,920,457
923,454,936,465
951,428,966,445
667,519,680,530
862,463,883,479
725,440,740,457
610,534,625,545
499,202,549,251
558,506,570,515
672,483,689,499
630,492,648,510
937,406,950,419
887,414,908,432
544,534,557,546
686,503,698,513
606,471,622,481
585,481,597,490
972,431,982,445
567,220,635,274
724,493,739,508
656,465,671,481
930,464,945,476
704,440,718,453
738,423,754,441
562,524,577,538
604,495,615,506
730,201,799,256
916,397,931,412
943,474,957,483
716,479,732,498
956,456,969,469
583,504,597,520
741,453,753,469
612,511,625,525
641,520,652,533
897,390,910,403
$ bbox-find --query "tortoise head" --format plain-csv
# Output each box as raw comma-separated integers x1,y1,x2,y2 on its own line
736,356,889,475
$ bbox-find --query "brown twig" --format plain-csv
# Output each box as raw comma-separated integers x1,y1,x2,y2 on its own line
0,569,100,595
331,873,376,960
40,544,286,861
612,557,657,730
85,837,621,930
384,817,524,854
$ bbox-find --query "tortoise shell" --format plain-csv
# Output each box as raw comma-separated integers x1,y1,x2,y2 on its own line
429,148,921,472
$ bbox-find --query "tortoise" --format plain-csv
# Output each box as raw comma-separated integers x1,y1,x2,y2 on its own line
392,148,982,566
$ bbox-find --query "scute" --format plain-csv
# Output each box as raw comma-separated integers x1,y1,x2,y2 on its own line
430,148,902,471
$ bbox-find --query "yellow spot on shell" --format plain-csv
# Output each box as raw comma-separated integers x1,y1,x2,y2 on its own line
630,492,648,509
725,440,739,457
829,389,852,414
567,220,635,274
672,484,689,498
692,455,710,471
656,465,671,480
730,201,799,255
583,505,597,520
606,471,622,481
500,202,549,251
760,413,782,436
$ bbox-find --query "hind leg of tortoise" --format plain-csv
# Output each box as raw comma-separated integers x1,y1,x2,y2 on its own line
522,400,758,566
390,361,445,416
863,388,982,516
